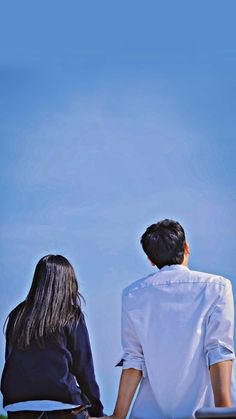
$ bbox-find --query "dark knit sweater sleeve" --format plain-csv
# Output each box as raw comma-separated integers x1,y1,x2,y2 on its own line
68,315,104,417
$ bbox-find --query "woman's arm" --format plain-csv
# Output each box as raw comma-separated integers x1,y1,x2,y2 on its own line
68,315,104,417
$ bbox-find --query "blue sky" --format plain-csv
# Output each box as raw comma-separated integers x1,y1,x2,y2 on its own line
1,0,236,414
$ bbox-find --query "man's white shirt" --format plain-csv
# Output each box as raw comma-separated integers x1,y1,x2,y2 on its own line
120,264,236,419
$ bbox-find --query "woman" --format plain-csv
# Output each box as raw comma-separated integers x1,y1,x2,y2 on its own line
1,255,104,419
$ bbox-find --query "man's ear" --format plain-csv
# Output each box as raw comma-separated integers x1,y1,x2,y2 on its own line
184,242,190,256
148,257,156,266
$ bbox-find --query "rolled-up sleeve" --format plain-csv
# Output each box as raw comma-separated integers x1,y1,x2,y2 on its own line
117,292,147,378
204,279,235,368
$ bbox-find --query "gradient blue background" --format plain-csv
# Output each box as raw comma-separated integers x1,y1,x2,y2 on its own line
1,0,236,415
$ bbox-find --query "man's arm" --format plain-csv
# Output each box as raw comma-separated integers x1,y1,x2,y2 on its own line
109,291,145,419
204,279,235,407
112,369,142,419
110,361,234,418
210,360,233,407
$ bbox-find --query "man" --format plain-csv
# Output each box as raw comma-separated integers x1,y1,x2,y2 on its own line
100,219,235,419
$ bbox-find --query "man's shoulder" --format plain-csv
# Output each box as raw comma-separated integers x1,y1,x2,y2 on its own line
122,269,232,300
122,272,157,299
189,269,231,287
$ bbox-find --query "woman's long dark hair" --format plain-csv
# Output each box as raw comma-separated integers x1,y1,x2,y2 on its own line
6,255,84,350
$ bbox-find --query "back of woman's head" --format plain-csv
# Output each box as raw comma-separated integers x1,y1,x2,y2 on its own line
8,255,83,350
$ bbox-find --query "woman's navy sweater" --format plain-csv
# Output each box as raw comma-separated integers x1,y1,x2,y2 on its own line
1,303,104,417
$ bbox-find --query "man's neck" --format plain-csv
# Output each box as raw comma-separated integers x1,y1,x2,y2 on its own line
181,259,189,267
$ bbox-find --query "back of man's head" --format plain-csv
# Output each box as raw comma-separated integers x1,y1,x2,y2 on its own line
140,219,186,269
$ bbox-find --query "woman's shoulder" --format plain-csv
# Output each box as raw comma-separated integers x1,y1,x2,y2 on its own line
64,311,87,340
8,301,25,321
65,310,84,329
4,302,26,339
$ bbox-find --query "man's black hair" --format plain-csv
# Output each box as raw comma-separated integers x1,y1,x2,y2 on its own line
140,219,186,269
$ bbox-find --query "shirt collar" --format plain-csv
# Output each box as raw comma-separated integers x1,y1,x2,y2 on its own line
159,264,189,272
